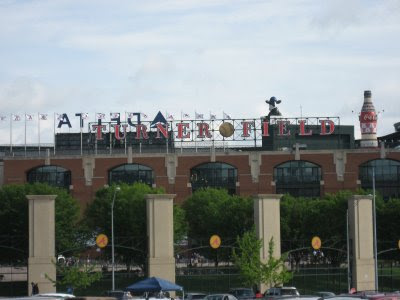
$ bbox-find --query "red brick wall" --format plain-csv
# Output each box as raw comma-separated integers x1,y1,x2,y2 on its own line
2,150,400,209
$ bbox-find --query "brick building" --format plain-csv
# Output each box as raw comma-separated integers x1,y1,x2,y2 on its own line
1,91,399,208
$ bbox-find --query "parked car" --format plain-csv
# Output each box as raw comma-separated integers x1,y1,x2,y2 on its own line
105,290,134,300
229,288,256,300
204,294,238,300
33,294,75,299
264,287,300,300
315,292,336,298
185,293,208,300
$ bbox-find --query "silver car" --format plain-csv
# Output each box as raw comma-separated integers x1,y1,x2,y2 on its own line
204,294,239,300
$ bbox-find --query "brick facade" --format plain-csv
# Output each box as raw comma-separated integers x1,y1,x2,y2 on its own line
2,148,400,208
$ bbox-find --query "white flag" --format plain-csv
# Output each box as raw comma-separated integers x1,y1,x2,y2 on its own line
195,112,204,119
12,114,21,121
141,113,148,119
223,112,231,119
167,113,174,120
96,113,105,120
56,113,64,121
182,113,190,119
110,112,120,119
25,114,34,121
210,113,216,120
39,113,48,120
0,115,7,121
81,113,89,120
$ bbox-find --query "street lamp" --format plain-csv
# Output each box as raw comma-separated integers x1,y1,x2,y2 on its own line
111,186,120,291
372,168,378,291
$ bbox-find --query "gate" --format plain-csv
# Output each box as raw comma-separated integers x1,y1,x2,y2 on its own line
377,240,400,292
55,235,147,296
282,240,349,295
0,235,28,297
175,237,242,293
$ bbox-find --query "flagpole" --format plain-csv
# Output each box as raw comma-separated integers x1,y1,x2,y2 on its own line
10,113,12,153
80,115,83,156
24,113,27,157
53,112,56,155
38,113,41,156
124,112,127,155
194,111,197,153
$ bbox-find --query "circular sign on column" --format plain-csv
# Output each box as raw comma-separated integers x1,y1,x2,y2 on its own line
311,236,321,250
210,235,221,249
96,234,108,248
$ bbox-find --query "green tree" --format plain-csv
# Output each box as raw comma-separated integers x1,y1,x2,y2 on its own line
84,182,187,271
233,230,292,288
261,237,292,287
232,230,262,287
183,188,253,263
0,183,83,262
46,260,102,293
183,188,253,240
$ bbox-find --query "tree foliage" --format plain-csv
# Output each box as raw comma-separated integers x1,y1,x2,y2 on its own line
84,182,187,270
233,230,292,288
46,260,102,293
232,230,262,287
183,188,253,240
183,188,253,263
0,183,82,262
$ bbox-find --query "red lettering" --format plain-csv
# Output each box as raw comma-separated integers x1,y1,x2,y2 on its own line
197,122,212,138
135,124,149,139
241,121,253,137
278,121,290,136
92,124,106,140
262,121,269,136
177,123,190,139
156,123,168,139
319,119,335,135
298,120,312,136
113,124,128,140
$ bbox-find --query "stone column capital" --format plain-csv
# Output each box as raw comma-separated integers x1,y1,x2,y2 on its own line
253,194,283,201
26,195,57,201
146,194,176,201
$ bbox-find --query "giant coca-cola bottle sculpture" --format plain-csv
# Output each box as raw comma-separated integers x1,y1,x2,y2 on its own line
359,90,378,148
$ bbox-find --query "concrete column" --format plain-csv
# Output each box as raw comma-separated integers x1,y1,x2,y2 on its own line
253,194,282,293
348,195,376,291
27,195,57,295
146,194,176,282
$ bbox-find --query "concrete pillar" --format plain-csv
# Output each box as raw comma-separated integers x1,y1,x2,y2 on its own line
253,194,282,293
27,195,57,295
146,194,176,282
348,195,376,291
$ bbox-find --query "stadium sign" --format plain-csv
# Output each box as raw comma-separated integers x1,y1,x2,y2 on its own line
55,111,337,141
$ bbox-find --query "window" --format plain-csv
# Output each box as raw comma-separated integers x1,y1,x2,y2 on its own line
190,162,237,194
359,159,400,200
109,163,154,186
27,165,71,189
274,160,321,197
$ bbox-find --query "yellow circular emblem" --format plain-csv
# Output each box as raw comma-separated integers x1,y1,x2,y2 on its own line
96,234,109,248
311,236,322,250
210,235,221,249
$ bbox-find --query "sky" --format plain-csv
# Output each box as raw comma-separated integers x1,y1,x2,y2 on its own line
0,0,399,144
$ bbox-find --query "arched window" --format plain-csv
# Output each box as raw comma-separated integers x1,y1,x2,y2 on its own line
109,163,154,186
27,165,71,189
190,162,237,194
274,160,321,197
359,159,400,199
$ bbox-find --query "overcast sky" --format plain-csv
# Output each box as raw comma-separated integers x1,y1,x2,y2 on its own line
0,0,399,144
